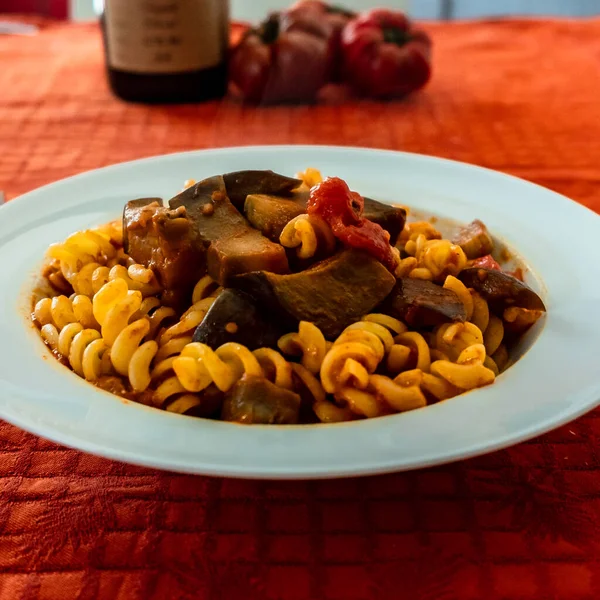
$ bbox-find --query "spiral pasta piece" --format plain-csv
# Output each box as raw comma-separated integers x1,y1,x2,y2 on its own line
420,372,461,401
70,263,110,297
290,363,326,404
295,167,323,189
320,315,411,402
157,276,221,353
503,306,544,334
434,322,484,362
108,265,161,297
336,385,386,418
46,228,118,287
470,291,490,333
370,370,428,412
128,340,159,392
393,331,432,374
320,342,380,394
362,314,408,335
132,297,177,341
154,375,187,408
34,294,99,331
253,348,294,390
111,318,151,376
399,221,442,245
159,300,213,344
403,235,468,281
92,279,143,346
47,322,107,380
430,344,495,390
443,275,473,321
154,335,194,363
279,214,336,259
192,275,222,304
483,315,504,356
166,395,203,415
278,321,328,374
94,220,123,246
172,342,263,393
393,256,417,278
82,338,111,381
313,401,356,423
419,240,467,280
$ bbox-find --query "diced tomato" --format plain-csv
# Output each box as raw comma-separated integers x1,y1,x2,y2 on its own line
471,255,501,271
307,177,398,271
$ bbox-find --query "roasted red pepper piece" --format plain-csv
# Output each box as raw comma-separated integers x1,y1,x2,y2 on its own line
307,177,399,272
341,9,432,99
229,11,335,104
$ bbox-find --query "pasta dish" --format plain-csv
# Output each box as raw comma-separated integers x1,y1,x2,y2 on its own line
31,169,546,425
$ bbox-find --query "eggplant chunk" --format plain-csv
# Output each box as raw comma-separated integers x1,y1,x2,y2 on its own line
170,176,251,241
223,170,302,209
207,235,290,286
193,288,284,350
122,197,205,294
363,198,407,246
381,278,467,327
122,197,163,254
452,219,494,259
222,375,301,425
458,267,546,311
231,249,396,339
244,194,306,241
169,176,289,285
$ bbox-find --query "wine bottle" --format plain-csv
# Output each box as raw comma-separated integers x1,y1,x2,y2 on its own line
101,0,229,103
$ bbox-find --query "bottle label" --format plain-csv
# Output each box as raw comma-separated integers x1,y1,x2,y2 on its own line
104,0,228,74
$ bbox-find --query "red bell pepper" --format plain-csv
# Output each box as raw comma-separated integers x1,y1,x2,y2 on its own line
308,177,399,272
229,11,335,104
341,9,432,99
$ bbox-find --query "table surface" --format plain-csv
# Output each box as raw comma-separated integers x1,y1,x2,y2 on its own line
1,16,600,600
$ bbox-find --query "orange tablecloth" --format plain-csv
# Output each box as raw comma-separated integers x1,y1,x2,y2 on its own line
1,17,600,600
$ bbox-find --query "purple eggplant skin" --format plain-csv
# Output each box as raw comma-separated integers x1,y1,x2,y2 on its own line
223,170,302,209
222,375,301,424
230,248,396,339
192,288,285,350
380,278,467,327
458,267,546,311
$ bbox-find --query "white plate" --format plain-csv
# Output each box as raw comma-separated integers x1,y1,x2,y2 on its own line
1,146,600,479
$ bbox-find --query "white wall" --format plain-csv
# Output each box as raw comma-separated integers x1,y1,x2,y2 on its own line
231,0,408,23
71,0,410,22
70,0,600,22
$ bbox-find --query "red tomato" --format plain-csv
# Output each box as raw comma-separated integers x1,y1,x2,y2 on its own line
308,177,398,271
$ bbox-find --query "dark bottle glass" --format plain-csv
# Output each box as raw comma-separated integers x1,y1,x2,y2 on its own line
101,0,229,104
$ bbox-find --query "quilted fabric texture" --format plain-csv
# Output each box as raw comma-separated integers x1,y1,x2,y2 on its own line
1,16,600,600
